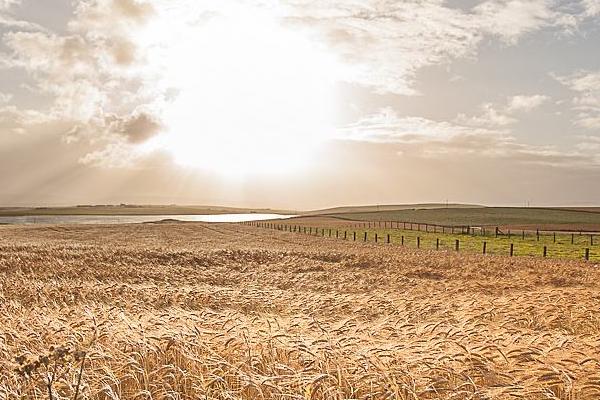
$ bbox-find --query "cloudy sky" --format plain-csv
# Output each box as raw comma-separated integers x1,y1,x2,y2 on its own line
1,0,599,209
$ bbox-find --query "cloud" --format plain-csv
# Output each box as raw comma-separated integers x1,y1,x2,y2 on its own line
0,0,45,31
339,107,482,143
1,0,166,137
556,70,600,129
582,0,600,16
0,0,19,9
69,0,154,32
279,0,594,95
340,107,599,168
473,0,578,43
576,135,600,151
507,94,549,112
283,2,479,95
0,91,12,104
341,107,503,145
78,142,138,168
454,94,550,127
456,103,517,127
1,0,598,171
109,111,162,144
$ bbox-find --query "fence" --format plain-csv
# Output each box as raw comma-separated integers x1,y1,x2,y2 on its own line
240,221,596,262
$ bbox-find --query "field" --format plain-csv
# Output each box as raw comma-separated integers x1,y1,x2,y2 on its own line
302,204,483,215
322,207,600,232
267,218,599,262
1,222,600,399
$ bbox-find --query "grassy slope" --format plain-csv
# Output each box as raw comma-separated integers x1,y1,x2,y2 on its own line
325,207,600,228
302,203,482,215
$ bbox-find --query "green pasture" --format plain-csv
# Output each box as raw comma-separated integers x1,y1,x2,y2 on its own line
326,207,600,229
274,224,599,262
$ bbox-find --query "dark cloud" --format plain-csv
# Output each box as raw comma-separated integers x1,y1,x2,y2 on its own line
115,111,162,144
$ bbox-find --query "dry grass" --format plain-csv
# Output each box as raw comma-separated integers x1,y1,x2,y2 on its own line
1,222,600,399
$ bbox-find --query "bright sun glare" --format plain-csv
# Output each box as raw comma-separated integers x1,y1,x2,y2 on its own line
140,4,342,177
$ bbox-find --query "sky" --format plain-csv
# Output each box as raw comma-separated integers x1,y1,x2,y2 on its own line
0,0,599,209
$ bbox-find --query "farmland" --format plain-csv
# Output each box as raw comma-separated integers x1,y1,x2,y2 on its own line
262,218,599,262
321,207,600,232
1,222,600,399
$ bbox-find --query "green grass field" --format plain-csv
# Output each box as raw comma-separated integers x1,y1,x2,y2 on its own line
326,207,600,230
268,223,599,262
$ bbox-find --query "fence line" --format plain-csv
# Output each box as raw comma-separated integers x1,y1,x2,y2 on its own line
301,220,600,239
240,220,595,262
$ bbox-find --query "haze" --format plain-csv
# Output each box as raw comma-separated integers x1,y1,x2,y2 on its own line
1,0,599,209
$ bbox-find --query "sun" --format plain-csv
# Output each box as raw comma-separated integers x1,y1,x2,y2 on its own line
139,3,342,177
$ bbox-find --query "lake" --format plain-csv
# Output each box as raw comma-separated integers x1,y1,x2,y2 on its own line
0,213,296,225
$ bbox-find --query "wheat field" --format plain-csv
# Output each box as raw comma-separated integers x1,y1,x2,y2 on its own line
1,222,600,399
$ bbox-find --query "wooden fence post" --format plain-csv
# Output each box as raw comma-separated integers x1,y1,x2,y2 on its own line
483,241,487,254
364,232,367,242
344,231,347,240
375,233,378,243
553,232,556,243
510,243,514,257
585,248,590,261
417,237,420,248
401,236,404,246
543,246,547,257
522,230,525,240
455,240,459,252
387,234,390,244
353,232,356,241
436,238,440,250
571,234,574,244
537,229,540,241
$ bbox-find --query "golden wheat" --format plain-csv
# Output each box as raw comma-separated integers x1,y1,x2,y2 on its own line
0,222,599,399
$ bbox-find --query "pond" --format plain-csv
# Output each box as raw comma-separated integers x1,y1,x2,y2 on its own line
0,213,296,225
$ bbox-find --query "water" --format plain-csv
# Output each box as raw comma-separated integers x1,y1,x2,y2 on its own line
0,213,295,225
